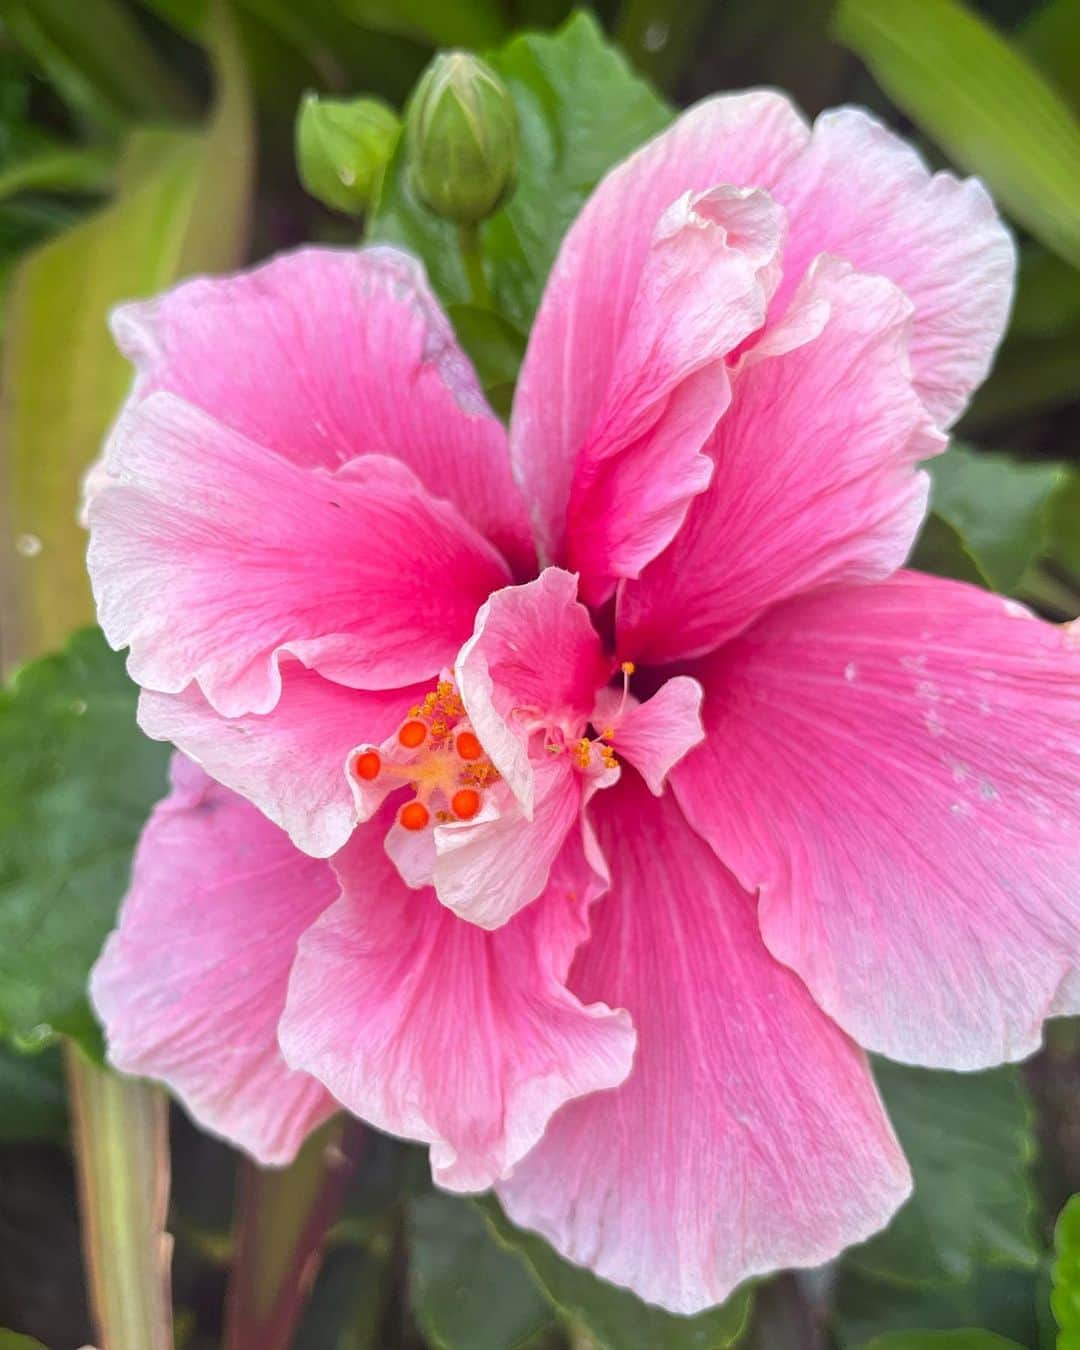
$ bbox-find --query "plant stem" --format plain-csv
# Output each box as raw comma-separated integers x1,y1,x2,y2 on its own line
458,223,493,308
224,1115,365,1350
65,1044,173,1350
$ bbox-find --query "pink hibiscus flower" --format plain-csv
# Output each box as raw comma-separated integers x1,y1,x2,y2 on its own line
86,92,1080,1313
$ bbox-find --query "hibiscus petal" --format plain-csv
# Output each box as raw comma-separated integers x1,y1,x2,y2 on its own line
279,813,635,1191
563,187,786,604
139,669,426,858
431,756,584,930
511,92,809,571
673,573,1080,1071
771,107,1015,427
498,778,909,1315
90,755,338,1165
618,257,944,664
89,393,509,716
592,675,704,796
111,245,533,570
456,569,610,814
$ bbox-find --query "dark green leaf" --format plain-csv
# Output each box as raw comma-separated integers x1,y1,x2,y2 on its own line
0,144,117,203
832,0,1080,267
1009,247,1080,340
0,629,171,1055
833,1264,1045,1348
481,1196,751,1350
1019,0,1080,109
0,1044,67,1145
446,303,527,415
908,514,986,587
959,329,1080,433
848,1061,1039,1288
341,0,508,48
926,444,1067,592
369,11,672,329
1052,1194,1080,1345
409,1192,555,1350
0,1329,48,1349
863,1333,1026,1349
0,0,192,132
1047,472,1080,582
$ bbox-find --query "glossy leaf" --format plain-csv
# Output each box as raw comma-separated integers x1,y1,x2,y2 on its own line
480,1197,752,1350
926,444,1067,592
369,11,672,329
0,629,170,1053
408,1192,555,1350
1,7,252,662
848,1061,1038,1287
833,0,1080,267
1053,1194,1080,1347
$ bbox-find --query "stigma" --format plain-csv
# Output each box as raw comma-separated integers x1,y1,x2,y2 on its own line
348,678,500,832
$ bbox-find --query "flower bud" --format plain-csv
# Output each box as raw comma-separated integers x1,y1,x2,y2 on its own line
405,52,518,225
295,93,401,215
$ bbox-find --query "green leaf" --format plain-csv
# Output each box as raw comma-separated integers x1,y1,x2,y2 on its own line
848,1061,1039,1287
908,514,986,587
958,328,1080,433
445,303,527,415
369,11,672,330
833,1264,1046,1348
0,1331,48,1350
0,629,171,1054
1,5,252,662
863,1333,1026,1348
926,444,1067,592
0,0,192,132
409,1192,555,1350
1047,472,1080,581
1009,246,1080,340
1019,0,1080,109
342,0,508,48
1052,1195,1080,1345
480,1196,752,1349
0,1042,67,1143
0,143,117,203
832,0,1080,268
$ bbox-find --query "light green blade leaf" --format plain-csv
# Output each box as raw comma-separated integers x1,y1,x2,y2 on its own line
833,0,1080,267
0,0,192,131
0,629,171,1055
926,443,1067,592
1052,1194,1080,1346
480,1196,752,1349
408,1192,556,1350
0,143,117,203
847,1060,1039,1287
369,10,672,337
1,6,252,665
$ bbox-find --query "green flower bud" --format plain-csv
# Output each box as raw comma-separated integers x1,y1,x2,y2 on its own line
296,92,401,215
406,52,519,225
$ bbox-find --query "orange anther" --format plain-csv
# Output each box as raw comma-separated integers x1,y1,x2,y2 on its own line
354,750,381,781
399,799,430,831
451,788,482,820
398,719,428,749
456,730,483,761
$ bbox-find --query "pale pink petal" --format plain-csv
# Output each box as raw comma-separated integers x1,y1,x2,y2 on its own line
90,756,338,1165
279,813,635,1191
618,257,944,665
592,675,704,796
112,245,533,570
771,107,1015,427
562,187,785,603
511,93,809,568
673,574,1080,1071
456,569,610,814
498,778,910,1315
431,757,584,929
89,394,509,716
138,670,425,858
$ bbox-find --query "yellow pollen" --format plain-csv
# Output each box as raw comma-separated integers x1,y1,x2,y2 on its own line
576,738,593,769
620,660,635,676
601,726,615,741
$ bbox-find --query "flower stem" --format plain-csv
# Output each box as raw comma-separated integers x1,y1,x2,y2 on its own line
65,1043,174,1350
458,223,493,308
223,1115,364,1350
